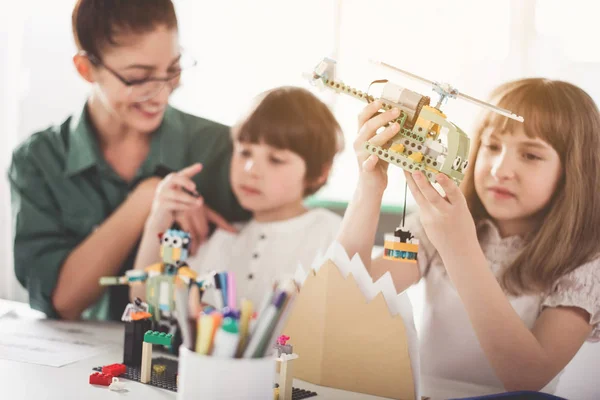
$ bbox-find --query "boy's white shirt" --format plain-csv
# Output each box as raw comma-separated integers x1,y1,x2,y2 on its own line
187,208,342,306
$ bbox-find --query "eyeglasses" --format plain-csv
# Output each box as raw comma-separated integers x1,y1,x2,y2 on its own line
86,52,197,102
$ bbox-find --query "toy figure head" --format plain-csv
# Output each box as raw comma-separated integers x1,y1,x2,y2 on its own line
159,227,191,264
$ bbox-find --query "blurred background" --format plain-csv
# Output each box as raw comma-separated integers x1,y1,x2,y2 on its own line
1,0,599,300
1,2,599,397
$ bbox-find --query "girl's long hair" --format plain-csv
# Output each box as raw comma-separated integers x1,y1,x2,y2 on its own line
461,79,600,295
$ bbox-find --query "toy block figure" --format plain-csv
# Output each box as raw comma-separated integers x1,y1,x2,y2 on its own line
100,225,200,349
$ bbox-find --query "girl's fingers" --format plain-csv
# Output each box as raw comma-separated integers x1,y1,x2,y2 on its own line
366,121,400,148
357,100,383,128
404,170,429,210
362,154,380,172
435,173,464,206
412,171,450,211
357,107,401,144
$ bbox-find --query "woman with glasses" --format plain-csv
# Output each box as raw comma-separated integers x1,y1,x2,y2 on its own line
8,0,250,321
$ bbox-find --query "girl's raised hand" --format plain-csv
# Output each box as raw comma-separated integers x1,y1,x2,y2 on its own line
405,170,477,257
355,101,402,191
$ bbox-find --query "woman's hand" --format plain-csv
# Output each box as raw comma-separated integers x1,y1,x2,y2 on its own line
355,101,402,192
146,163,204,234
405,170,477,258
174,205,237,255
145,163,237,255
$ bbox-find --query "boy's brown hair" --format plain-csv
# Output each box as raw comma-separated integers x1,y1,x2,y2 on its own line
461,78,600,295
234,86,344,196
72,0,178,60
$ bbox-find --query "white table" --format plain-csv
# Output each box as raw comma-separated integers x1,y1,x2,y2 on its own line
0,300,500,400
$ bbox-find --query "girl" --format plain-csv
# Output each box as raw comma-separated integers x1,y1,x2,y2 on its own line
8,0,247,321
134,86,344,306
338,78,600,393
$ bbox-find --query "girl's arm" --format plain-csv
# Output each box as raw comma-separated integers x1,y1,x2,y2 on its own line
443,242,591,391
338,181,421,292
407,171,592,390
337,101,421,293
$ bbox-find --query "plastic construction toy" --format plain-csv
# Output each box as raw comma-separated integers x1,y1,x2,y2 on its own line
141,331,174,384
93,356,179,392
102,363,126,377
308,57,524,261
89,372,113,386
275,335,293,357
99,225,211,337
308,57,524,187
383,229,418,263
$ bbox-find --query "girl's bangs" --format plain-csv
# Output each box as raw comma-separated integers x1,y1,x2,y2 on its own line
478,81,569,153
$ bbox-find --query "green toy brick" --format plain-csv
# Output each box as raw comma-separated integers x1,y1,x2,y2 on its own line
143,330,173,346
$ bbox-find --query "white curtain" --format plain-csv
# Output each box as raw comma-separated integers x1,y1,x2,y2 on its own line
0,3,27,301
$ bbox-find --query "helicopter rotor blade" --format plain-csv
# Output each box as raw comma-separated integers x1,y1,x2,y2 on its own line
370,59,436,87
457,91,524,122
370,59,524,122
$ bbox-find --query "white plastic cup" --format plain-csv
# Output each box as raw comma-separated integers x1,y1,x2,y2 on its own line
178,346,276,400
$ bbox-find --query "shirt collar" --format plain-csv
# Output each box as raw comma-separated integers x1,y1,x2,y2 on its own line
150,106,185,174
476,218,526,247
249,209,321,235
65,104,103,177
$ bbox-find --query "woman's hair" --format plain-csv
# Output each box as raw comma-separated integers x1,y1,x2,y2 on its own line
461,78,600,295
72,0,178,60
233,86,344,196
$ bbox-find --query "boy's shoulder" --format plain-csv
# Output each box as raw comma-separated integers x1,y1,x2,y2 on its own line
305,207,343,224
301,208,343,236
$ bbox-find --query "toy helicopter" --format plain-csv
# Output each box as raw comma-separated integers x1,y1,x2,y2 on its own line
100,224,214,335
307,57,524,262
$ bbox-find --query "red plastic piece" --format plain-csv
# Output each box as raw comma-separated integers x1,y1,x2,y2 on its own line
102,363,126,377
89,372,113,386
277,335,290,346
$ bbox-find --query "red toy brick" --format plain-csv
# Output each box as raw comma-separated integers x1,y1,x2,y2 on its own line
89,372,113,386
102,363,126,377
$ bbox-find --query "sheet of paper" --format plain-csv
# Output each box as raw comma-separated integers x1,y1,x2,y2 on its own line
0,318,115,367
